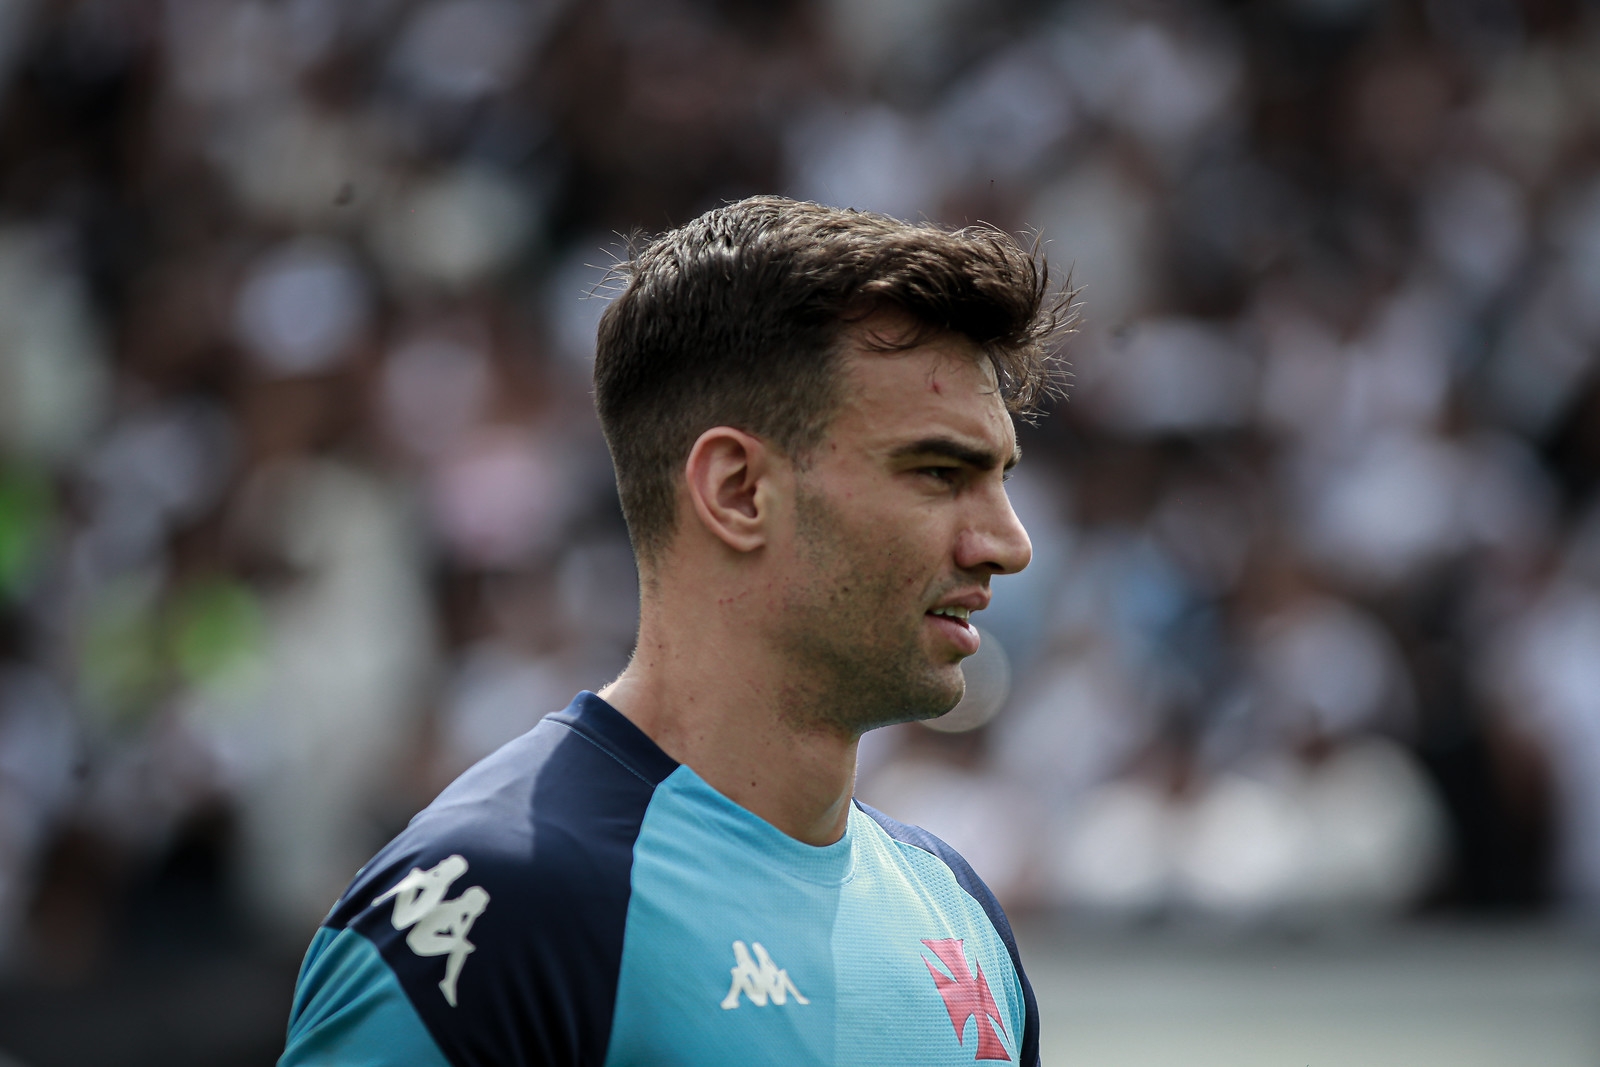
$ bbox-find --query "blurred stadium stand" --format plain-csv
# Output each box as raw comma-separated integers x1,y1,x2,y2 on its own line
2,0,1599,1062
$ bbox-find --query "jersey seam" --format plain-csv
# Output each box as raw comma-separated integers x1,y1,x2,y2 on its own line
545,716,661,788
887,837,1004,934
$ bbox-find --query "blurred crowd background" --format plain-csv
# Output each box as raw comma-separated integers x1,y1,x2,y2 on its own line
1,0,1599,1059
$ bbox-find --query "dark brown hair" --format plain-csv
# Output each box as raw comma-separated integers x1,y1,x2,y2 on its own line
593,195,1071,564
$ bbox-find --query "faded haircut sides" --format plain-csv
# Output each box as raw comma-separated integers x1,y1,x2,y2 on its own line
593,194,1073,566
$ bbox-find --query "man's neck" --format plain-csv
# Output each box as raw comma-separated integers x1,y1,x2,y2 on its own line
598,597,860,848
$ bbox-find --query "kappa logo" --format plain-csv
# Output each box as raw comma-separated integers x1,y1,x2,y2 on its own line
374,854,490,1007
720,940,811,1009
921,938,1011,1062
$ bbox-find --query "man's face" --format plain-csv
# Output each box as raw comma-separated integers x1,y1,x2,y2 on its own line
768,315,1032,735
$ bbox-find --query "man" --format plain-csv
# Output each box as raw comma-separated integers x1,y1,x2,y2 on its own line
281,196,1067,1066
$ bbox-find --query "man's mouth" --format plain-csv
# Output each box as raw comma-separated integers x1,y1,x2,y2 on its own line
928,606,972,625
925,606,981,655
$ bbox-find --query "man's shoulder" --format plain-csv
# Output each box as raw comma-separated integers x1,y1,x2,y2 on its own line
286,694,679,1067
332,692,678,930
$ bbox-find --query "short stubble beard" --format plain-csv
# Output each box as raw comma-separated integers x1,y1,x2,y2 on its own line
775,480,967,739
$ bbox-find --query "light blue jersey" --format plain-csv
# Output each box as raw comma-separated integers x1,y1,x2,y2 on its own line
282,693,1040,1066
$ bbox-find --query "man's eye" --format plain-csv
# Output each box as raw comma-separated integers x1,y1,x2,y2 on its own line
919,466,961,483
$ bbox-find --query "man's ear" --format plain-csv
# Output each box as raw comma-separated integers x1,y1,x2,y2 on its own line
683,427,779,553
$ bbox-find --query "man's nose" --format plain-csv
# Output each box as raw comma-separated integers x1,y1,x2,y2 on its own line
959,489,1032,576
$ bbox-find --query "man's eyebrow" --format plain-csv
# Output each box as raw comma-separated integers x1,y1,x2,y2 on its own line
891,437,1023,472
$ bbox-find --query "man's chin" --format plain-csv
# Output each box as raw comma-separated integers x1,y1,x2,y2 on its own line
879,668,966,728
809,653,966,734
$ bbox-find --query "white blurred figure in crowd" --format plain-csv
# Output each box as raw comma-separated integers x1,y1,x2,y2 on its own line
1047,594,1447,927
178,241,441,937
1485,508,1600,919
1183,596,1445,925
188,460,436,939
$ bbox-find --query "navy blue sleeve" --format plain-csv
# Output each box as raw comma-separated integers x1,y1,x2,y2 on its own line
854,799,1042,1067
308,695,677,1067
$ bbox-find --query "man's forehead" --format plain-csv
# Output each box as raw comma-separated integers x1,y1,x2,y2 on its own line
837,346,1002,397
832,333,1016,453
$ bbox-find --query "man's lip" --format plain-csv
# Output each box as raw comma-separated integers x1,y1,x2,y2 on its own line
926,591,990,614
926,611,982,655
